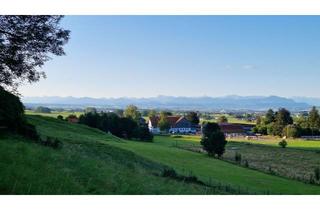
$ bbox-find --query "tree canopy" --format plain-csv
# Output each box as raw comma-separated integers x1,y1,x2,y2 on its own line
217,115,228,123
186,111,200,124
200,122,227,157
0,16,70,91
124,105,141,122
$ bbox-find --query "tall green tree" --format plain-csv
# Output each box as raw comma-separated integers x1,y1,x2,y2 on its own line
147,110,157,118
124,105,141,122
186,111,200,124
308,106,320,132
158,112,170,132
200,122,227,157
265,109,275,124
0,16,70,92
217,115,228,123
273,108,293,136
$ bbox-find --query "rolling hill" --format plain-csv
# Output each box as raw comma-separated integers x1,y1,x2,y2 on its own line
1,115,320,194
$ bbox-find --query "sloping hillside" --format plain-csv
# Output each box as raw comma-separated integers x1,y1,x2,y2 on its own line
1,115,320,194
0,115,223,195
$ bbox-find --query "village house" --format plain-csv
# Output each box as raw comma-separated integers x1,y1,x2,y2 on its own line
148,116,198,134
217,123,255,138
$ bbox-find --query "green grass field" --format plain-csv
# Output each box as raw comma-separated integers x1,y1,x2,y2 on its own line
230,136,320,150
25,110,83,118
0,116,222,195
19,116,320,194
200,113,256,125
2,115,320,194
163,135,320,184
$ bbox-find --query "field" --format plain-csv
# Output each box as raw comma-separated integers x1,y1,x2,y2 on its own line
229,136,320,150
164,135,320,184
200,113,256,125
25,110,83,118
1,116,222,195
6,116,320,194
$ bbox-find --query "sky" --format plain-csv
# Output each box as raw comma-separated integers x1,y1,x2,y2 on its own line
19,16,320,98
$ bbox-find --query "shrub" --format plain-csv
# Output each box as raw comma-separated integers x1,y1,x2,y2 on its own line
283,124,301,138
315,167,320,181
40,136,62,149
278,139,288,148
235,152,242,163
0,86,26,133
244,160,249,168
161,168,177,178
19,123,39,141
137,126,153,142
57,115,64,120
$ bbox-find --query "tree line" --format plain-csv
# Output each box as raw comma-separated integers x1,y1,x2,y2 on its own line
253,107,320,138
78,105,153,142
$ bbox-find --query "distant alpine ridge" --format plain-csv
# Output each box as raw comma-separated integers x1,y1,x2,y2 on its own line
22,95,314,111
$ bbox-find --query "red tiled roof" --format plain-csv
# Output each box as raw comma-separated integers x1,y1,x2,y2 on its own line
166,116,181,127
149,115,184,127
218,123,245,133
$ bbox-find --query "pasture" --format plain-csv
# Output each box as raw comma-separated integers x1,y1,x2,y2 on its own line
2,115,320,194
155,135,320,185
25,110,83,119
0,116,221,195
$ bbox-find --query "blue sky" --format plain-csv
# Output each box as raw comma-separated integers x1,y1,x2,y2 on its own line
19,16,320,98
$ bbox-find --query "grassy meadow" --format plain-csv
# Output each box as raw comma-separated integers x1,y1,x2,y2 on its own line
5,116,320,194
200,113,256,125
25,110,83,118
1,116,223,195
165,135,320,184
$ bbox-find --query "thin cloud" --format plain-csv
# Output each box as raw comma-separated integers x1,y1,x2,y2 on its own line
242,64,257,70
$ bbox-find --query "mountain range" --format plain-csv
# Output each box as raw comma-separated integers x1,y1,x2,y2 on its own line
22,95,316,111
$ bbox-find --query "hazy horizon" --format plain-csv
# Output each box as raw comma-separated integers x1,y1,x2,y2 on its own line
18,16,320,98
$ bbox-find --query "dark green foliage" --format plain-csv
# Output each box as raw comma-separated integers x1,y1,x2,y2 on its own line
18,123,39,141
308,107,320,130
40,136,62,149
273,108,293,136
265,109,275,124
283,124,301,138
314,167,320,181
278,139,288,148
119,117,138,139
0,86,25,132
186,111,200,125
161,168,178,178
158,112,170,132
136,125,154,142
84,107,97,114
235,152,242,163
79,112,100,128
123,105,141,122
34,106,51,113
201,122,220,137
147,110,157,118
0,16,69,90
217,115,228,123
79,111,153,142
114,109,124,117
253,108,294,137
252,124,268,135
200,122,227,157
57,115,64,120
